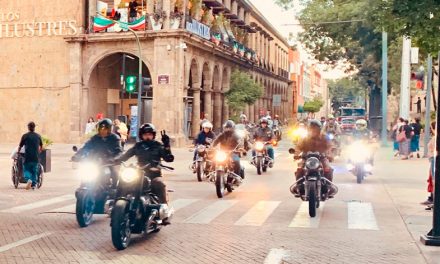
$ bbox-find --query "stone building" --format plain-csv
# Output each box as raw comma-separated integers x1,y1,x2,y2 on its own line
0,0,292,145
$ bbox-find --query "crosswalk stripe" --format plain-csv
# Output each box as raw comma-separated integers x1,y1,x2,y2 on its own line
171,199,199,212
0,194,75,213
183,200,238,224
289,202,325,228
347,201,379,230
48,204,76,213
234,201,281,226
0,232,52,253
264,248,290,264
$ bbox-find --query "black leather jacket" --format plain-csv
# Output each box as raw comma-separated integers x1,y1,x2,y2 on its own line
73,133,122,162
116,140,174,178
253,127,274,142
213,130,249,152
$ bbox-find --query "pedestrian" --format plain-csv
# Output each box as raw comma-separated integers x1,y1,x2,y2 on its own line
128,0,138,22
85,117,96,136
410,117,422,158
18,122,43,190
398,119,412,160
414,97,422,114
392,117,404,157
114,119,129,149
422,121,436,209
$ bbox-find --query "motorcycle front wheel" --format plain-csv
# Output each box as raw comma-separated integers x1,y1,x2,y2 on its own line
215,171,225,198
356,171,364,184
256,157,262,175
308,184,317,218
196,161,204,182
12,166,19,189
76,190,95,227
111,200,131,250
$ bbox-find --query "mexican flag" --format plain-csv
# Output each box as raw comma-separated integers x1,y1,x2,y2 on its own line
93,16,146,32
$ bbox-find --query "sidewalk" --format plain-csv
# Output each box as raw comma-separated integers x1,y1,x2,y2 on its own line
374,146,440,263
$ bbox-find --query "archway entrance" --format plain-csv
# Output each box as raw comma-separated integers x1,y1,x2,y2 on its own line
86,52,151,138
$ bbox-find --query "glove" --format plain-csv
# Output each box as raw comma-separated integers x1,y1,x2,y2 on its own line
161,130,170,148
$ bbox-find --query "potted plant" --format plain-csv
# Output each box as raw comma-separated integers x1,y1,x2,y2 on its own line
150,10,167,30
201,6,213,26
189,0,202,20
39,135,53,173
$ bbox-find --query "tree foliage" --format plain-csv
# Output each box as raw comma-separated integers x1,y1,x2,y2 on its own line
328,77,364,100
225,70,263,115
303,96,324,113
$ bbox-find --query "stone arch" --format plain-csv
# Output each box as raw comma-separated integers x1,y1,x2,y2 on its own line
189,57,201,88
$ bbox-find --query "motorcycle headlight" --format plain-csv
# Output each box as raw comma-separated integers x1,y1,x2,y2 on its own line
236,130,246,139
364,164,373,172
295,127,308,138
305,157,320,170
197,145,206,153
255,142,264,151
78,162,100,182
348,142,371,162
120,167,138,183
215,151,227,162
346,164,355,171
328,133,334,140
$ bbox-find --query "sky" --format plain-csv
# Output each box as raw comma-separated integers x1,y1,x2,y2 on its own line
250,0,348,80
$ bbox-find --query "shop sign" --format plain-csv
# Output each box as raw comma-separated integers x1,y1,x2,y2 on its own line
185,19,210,40
0,11,78,38
158,75,170,85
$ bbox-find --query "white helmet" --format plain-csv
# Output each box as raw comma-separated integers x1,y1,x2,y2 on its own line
355,119,367,130
202,122,213,130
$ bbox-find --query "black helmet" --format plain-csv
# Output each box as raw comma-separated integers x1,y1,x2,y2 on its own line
139,123,156,138
308,119,322,129
223,120,235,130
97,118,113,130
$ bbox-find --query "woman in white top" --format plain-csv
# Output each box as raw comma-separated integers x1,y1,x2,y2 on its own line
85,117,96,135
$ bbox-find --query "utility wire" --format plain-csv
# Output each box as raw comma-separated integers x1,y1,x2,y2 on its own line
281,19,365,26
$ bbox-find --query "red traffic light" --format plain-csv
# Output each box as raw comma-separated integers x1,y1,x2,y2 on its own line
416,80,424,89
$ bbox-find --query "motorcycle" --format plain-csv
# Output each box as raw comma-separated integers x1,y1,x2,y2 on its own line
72,146,116,227
11,147,44,189
289,149,338,217
252,141,275,175
111,161,174,250
346,141,374,184
273,125,282,141
326,132,341,162
210,145,245,198
190,138,214,182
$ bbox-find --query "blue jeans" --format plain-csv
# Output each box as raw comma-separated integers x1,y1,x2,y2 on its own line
252,145,275,160
232,153,241,175
410,135,420,152
23,162,39,187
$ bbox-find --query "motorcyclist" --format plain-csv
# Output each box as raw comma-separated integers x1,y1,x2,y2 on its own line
192,122,216,171
212,120,249,177
72,118,123,186
352,119,371,140
114,123,174,206
252,118,275,166
294,120,336,196
322,114,341,136
273,114,283,127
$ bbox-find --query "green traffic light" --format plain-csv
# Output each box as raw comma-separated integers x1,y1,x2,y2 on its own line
125,75,137,93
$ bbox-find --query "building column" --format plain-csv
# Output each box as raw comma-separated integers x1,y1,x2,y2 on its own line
203,87,212,122
214,92,222,130
249,103,255,123
69,42,83,143
191,87,201,137
223,94,230,122
163,0,171,29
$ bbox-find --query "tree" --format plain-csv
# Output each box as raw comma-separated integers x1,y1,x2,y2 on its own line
303,96,324,116
225,70,264,120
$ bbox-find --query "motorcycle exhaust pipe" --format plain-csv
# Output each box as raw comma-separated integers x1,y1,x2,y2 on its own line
229,172,243,186
289,177,304,195
322,178,339,196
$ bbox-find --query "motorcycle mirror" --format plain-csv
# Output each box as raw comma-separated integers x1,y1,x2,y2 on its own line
288,148,295,154
72,146,78,152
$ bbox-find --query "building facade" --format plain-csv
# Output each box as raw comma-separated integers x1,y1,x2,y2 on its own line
0,0,292,145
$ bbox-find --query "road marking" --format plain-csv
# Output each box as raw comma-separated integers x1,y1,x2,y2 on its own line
48,204,76,213
264,248,290,264
171,199,199,212
347,201,379,230
0,194,75,213
0,232,52,253
234,201,281,226
289,202,325,228
183,200,238,224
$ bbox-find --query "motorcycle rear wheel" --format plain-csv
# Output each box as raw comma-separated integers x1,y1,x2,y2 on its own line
111,200,131,250
37,164,44,189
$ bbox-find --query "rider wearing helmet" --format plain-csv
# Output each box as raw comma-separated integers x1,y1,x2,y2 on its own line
72,118,123,187
352,119,371,140
273,114,283,127
294,120,336,196
322,114,341,135
252,118,275,164
212,120,249,177
114,123,174,205
192,122,216,162
239,114,248,124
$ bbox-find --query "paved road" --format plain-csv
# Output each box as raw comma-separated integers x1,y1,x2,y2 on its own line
0,141,438,263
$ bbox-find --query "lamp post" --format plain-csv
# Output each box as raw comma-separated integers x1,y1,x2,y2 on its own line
381,31,388,146
96,13,143,142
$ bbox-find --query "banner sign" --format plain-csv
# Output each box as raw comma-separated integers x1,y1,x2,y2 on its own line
186,19,210,40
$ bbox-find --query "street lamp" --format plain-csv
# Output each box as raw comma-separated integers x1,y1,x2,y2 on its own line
96,13,143,142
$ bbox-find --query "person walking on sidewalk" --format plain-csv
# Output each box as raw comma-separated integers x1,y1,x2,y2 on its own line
18,122,43,190
410,117,422,158
392,117,404,157
398,119,413,160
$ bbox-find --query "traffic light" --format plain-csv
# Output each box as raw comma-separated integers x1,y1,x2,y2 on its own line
142,77,152,91
411,69,424,90
126,75,137,93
